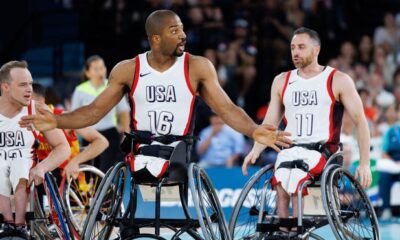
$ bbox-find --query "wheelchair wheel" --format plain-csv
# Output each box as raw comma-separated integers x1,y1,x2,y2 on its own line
44,173,76,240
188,163,230,240
82,162,127,240
323,167,380,240
63,164,104,234
228,164,275,240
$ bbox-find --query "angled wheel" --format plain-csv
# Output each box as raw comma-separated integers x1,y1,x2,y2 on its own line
82,162,127,240
44,173,76,240
188,163,230,240
228,164,276,240
63,164,104,234
322,167,380,240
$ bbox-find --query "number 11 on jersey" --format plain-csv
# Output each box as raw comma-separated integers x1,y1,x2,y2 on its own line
295,113,314,136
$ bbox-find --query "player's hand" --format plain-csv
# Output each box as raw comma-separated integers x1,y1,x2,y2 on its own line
63,160,80,180
355,164,372,189
242,148,261,176
29,165,46,186
252,124,292,152
19,102,57,131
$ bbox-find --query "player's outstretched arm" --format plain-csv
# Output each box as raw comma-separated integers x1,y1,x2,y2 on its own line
20,59,135,131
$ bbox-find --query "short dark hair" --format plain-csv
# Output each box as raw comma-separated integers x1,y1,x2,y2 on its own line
32,83,46,97
293,27,321,46
0,60,28,84
145,9,177,37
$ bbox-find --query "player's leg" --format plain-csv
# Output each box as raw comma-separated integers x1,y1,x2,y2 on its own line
14,179,29,225
10,158,32,238
0,159,13,223
276,183,290,219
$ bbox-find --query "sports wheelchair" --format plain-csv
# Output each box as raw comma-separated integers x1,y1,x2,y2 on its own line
229,149,380,240
81,131,231,240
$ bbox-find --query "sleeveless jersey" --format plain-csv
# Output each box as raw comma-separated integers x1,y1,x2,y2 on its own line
36,105,80,169
282,66,344,149
129,52,196,136
0,102,37,163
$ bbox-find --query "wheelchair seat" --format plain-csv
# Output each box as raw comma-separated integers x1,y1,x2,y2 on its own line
131,140,189,185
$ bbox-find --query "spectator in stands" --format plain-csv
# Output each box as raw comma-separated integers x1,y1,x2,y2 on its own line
357,35,374,68
71,55,130,173
368,73,395,108
379,103,400,220
196,112,245,167
369,45,396,87
337,41,356,73
373,12,400,53
392,68,400,105
358,87,380,124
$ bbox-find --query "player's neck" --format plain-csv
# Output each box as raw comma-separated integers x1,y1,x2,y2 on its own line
147,51,177,72
298,63,324,78
0,97,24,118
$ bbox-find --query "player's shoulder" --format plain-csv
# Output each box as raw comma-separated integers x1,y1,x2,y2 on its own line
112,58,136,73
273,71,290,83
187,53,213,68
330,67,353,82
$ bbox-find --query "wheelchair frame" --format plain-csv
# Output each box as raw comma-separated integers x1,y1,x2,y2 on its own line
229,151,380,240
82,140,230,240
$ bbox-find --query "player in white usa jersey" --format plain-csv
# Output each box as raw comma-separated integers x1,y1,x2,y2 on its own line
242,27,372,235
19,10,292,158
0,61,70,238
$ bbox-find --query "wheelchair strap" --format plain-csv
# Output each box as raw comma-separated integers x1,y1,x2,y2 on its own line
290,143,324,151
121,130,198,154
125,130,197,144
137,145,175,159
277,160,309,172
290,142,342,160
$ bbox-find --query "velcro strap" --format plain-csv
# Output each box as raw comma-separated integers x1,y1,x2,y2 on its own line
137,145,174,159
290,143,323,151
278,160,309,172
123,131,197,146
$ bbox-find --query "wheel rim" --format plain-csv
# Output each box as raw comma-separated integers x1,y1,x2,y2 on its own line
189,163,230,240
327,168,379,240
228,165,275,240
83,162,127,240
65,165,104,233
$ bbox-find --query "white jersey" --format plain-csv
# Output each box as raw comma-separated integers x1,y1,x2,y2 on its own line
282,66,343,147
128,52,196,136
0,101,37,163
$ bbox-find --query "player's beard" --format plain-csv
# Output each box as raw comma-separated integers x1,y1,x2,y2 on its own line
293,54,313,69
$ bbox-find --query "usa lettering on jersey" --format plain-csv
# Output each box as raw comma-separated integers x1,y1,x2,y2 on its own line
146,85,177,103
0,130,25,147
292,90,318,106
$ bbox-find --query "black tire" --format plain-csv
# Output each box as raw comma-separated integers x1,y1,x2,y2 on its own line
188,163,230,240
322,167,380,240
82,162,127,240
228,164,275,240
63,164,104,234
